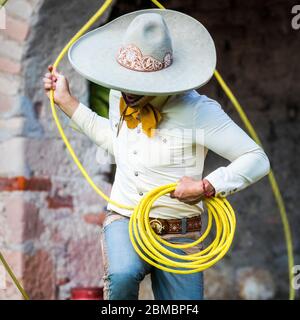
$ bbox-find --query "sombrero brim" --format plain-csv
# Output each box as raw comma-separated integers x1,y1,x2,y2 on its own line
68,9,216,96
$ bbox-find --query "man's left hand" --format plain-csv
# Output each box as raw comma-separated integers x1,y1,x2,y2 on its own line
170,176,215,205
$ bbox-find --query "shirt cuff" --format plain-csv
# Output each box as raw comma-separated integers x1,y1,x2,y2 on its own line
204,170,225,197
204,167,240,197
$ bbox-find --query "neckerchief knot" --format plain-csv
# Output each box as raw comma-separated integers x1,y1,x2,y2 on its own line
118,96,162,138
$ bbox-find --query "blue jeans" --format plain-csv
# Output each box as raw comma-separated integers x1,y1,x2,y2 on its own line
101,212,204,300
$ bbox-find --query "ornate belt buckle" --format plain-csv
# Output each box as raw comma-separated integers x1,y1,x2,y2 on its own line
150,219,165,235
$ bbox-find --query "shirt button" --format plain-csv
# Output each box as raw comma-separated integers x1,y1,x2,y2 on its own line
133,150,137,155
139,192,143,196
114,123,118,128
134,171,139,177
137,128,141,134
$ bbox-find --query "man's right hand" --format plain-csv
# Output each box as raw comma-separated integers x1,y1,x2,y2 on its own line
43,65,79,117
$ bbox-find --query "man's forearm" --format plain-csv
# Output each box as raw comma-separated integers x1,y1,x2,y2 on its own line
58,95,79,118
69,102,114,155
204,147,270,197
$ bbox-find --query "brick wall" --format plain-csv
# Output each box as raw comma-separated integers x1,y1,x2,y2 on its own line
0,0,299,300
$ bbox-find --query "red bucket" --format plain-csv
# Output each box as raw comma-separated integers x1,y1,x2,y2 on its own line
71,287,103,300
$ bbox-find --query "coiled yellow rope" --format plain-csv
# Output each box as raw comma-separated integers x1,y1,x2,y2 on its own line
0,0,294,300
129,184,236,273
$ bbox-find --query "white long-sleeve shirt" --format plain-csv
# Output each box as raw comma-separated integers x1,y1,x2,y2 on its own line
70,89,270,219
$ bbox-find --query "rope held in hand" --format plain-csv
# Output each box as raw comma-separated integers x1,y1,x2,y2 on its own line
0,0,294,300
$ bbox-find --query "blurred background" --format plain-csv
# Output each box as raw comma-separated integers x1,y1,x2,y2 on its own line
0,0,299,300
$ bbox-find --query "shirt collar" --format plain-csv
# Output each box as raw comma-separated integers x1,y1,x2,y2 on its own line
150,95,170,110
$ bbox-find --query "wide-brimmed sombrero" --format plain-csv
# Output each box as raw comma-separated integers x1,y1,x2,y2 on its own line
68,9,216,96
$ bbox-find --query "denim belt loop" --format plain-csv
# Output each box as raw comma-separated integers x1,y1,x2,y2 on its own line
181,217,187,234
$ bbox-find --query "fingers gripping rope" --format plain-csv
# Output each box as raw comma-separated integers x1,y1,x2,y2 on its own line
0,0,295,300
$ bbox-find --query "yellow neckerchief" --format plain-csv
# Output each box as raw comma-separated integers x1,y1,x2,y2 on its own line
118,95,163,137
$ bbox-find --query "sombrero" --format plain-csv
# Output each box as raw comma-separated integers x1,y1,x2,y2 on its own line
68,9,216,96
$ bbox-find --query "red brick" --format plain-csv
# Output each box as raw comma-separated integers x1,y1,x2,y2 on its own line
83,212,106,226
47,193,73,209
0,176,52,192
0,57,21,74
25,177,52,191
24,250,55,300
4,16,30,42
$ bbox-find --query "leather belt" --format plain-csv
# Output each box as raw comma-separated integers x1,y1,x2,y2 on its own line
149,215,201,235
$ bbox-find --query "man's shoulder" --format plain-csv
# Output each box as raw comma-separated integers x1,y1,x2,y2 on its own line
189,90,221,109
169,90,219,104
166,90,222,114
168,90,226,129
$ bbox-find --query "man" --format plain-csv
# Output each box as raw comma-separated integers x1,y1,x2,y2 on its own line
43,10,270,300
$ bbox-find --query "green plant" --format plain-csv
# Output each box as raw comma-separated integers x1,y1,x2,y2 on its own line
89,82,110,119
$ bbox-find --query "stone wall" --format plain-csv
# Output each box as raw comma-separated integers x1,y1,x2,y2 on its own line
0,0,114,300
0,0,299,300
